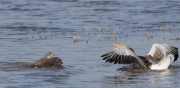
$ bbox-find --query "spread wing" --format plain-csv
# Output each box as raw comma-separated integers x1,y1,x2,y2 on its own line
101,48,147,69
147,44,179,62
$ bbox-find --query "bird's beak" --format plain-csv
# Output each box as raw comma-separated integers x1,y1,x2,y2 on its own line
113,43,119,48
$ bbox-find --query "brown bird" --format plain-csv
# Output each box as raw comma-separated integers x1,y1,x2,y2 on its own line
101,43,179,70
32,52,63,68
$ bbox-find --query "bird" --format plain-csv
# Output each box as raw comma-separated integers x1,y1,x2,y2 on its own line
101,43,179,70
32,52,63,68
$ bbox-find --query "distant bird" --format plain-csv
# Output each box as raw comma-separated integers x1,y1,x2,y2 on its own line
32,52,63,68
101,43,179,70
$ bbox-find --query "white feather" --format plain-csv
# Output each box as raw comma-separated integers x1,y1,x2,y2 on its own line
150,54,174,70
147,43,177,70
148,44,172,56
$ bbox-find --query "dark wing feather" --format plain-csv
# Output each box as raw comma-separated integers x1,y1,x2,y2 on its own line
171,46,179,61
101,48,148,69
139,56,152,69
129,48,134,52
101,51,114,57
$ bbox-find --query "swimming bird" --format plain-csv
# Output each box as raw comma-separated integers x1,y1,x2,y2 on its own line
101,43,179,70
32,52,63,68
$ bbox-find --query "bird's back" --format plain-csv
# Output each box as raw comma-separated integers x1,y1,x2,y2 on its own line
44,57,63,67
32,57,63,68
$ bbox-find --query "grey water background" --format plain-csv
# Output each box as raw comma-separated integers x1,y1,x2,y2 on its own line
0,0,180,88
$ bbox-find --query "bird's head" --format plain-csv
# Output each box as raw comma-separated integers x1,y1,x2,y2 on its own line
113,43,134,52
113,43,129,48
45,52,54,58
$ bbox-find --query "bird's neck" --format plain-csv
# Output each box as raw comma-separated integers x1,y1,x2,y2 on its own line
44,55,51,59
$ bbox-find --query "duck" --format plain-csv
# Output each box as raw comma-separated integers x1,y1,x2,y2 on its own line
32,52,63,68
101,43,179,70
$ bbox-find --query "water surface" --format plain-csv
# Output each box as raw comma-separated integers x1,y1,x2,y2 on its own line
0,0,180,88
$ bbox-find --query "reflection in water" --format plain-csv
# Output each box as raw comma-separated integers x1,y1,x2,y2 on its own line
149,67,180,86
103,66,180,88
104,68,146,85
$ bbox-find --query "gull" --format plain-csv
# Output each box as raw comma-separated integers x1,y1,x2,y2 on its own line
101,43,179,70
32,52,63,68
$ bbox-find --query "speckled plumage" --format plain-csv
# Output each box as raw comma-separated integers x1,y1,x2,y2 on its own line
32,52,63,68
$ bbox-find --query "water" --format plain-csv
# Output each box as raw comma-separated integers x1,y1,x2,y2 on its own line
0,0,180,88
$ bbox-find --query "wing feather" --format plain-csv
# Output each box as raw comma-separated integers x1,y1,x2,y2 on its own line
101,48,147,69
101,51,114,57
148,44,179,61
